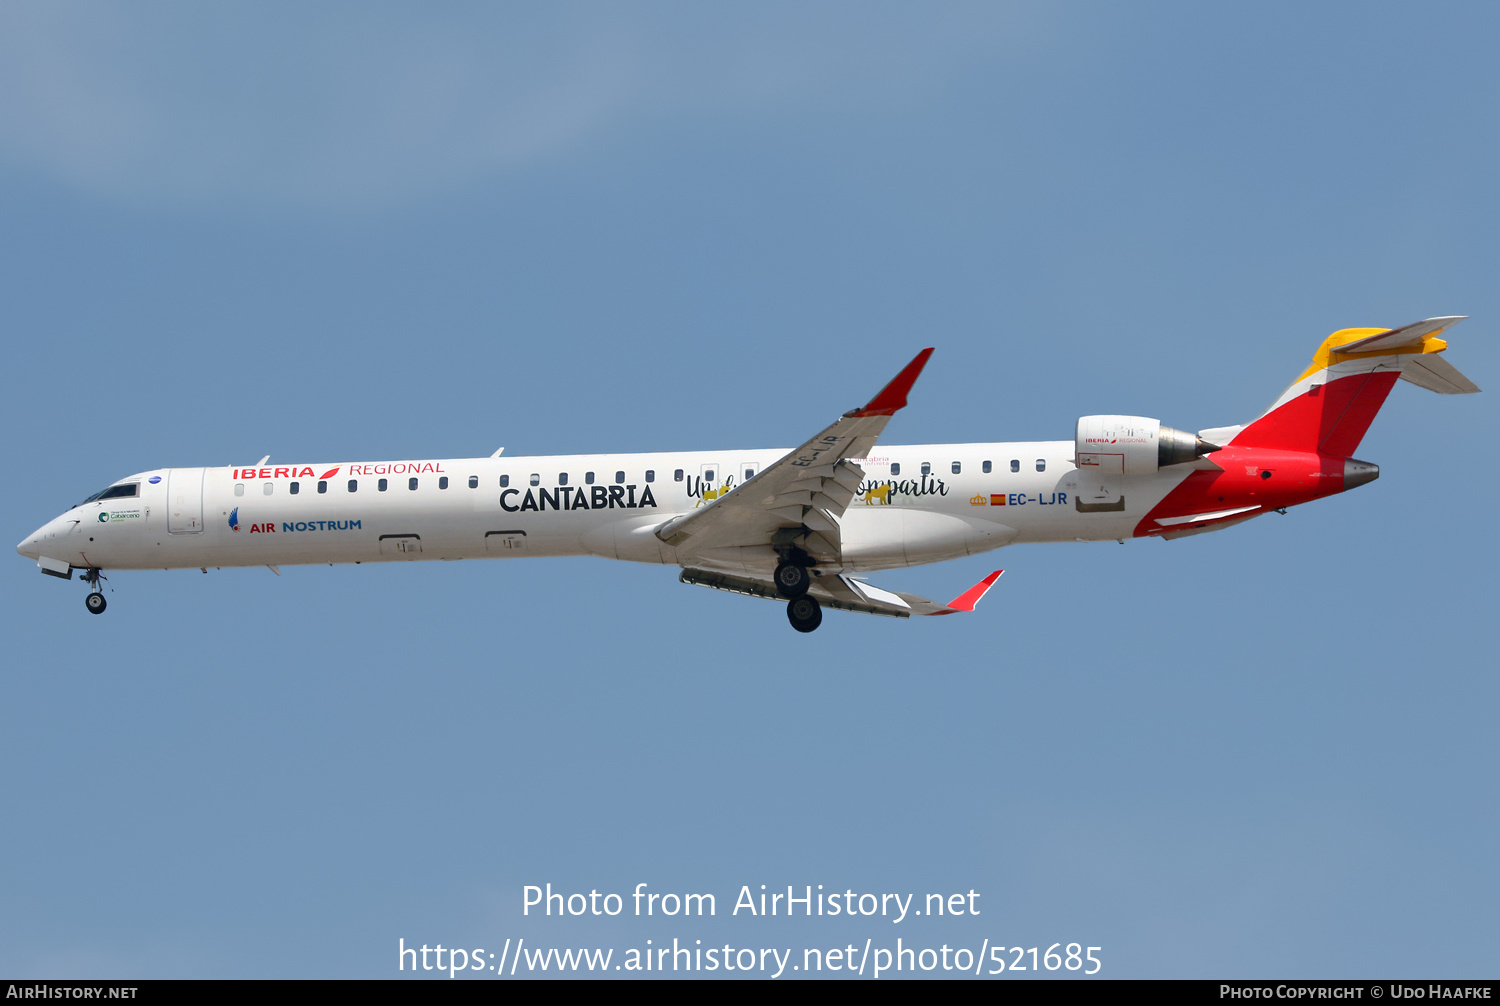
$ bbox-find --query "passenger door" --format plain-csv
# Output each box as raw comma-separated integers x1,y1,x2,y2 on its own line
166,468,204,533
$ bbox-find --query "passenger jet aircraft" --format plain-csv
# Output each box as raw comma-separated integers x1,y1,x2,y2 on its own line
18,318,1479,632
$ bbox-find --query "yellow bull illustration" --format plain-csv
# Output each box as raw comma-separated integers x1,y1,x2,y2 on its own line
695,481,733,507
859,484,893,505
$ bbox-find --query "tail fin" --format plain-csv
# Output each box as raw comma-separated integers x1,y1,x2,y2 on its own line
1230,316,1478,455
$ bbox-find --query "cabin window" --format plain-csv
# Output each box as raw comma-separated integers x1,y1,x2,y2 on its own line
290,481,300,495
645,470,655,483
263,482,273,495
1036,459,1046,472
704,469,715,482
348,480,358,492
408,478,418,490
585,472,595,484
982,460,992,474
318,481,328,494
467,476,478,489
234,483,244,497
558,473,569,486
615,471,625,484
674,469,684,481
920,462,931,476
891,463,901,476
529,473,540,487
378,478,388,492
439,476,449,490
952,462,961,475
745,468,755,479
499,475,509,488
1010,459,1020,473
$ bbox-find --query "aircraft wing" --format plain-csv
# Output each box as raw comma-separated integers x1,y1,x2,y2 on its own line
655,349,933,565
681,567,1003,618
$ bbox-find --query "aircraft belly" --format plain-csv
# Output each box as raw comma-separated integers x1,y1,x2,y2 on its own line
580,512,680,564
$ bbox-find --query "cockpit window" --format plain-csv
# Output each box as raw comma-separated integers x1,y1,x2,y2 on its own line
77,483,139,506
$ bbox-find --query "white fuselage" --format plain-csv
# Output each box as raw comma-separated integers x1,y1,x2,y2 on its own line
22,443,1197,578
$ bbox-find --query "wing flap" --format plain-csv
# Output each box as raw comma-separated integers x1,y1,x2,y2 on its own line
679,567,1005,620
800,510,840,534
679,567,913,618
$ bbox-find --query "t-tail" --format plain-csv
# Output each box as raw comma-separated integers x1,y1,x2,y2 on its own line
1228,316,1480,456
1138,317,1479,538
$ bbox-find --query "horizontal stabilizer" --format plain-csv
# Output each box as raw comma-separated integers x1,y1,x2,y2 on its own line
1400,353,1481,394
1336,316,1466,354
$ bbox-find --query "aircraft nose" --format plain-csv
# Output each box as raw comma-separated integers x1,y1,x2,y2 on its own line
17,527,43,559
17,513,63,560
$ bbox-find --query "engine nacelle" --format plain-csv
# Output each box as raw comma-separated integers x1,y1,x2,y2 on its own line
1075,415,1220,475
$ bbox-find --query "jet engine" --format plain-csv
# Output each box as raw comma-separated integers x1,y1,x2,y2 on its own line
1074,415,1220,475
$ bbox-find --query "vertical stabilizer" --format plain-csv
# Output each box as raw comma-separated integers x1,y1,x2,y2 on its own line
1232,317,1473,455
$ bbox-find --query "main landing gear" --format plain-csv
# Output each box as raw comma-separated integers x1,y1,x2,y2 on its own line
776,554,820,631
786,595,822,633
81,568,107,614
774,561,811,598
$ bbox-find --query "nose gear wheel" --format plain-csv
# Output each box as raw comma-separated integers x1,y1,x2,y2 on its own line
80,568,109,614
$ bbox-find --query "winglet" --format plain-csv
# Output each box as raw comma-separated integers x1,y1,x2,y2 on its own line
944,570,1003,612
848,348,935,417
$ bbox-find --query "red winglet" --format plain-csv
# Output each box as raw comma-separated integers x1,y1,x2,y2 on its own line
849,348,935,417
945,570,1003,612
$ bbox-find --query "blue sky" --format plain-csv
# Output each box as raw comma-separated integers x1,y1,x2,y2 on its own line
2,2,1496,978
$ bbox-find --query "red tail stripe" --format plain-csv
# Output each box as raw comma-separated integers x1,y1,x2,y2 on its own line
1234,371,1399,455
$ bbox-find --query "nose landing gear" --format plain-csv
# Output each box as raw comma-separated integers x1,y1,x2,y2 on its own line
81,568,108,615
